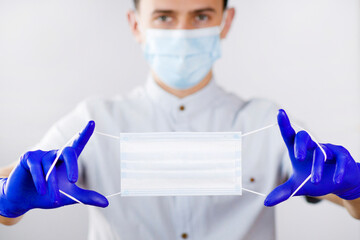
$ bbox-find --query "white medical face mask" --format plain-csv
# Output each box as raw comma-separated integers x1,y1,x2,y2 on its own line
47,112,325,203
142,27,221,90
119,132,242,196
137,11,227,90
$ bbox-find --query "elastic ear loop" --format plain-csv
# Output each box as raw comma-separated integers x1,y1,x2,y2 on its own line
45,133,85,205
242,123,327,198
290,124,327,198
219,9,228,32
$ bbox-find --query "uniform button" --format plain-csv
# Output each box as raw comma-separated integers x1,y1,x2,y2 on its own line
250,177,255,183
181,233,188,239
179,105,185,111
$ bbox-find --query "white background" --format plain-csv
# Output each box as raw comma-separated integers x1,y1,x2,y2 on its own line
0,0,359,239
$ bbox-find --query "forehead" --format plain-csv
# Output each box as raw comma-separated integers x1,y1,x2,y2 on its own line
138,0,223,13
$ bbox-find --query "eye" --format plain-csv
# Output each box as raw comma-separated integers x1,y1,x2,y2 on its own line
156,15,172,23
195,14,209,22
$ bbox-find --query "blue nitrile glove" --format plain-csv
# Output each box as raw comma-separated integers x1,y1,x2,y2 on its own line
0,121,108,218
264,109,360,207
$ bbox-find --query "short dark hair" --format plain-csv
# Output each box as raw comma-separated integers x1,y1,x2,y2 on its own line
133,0,228,10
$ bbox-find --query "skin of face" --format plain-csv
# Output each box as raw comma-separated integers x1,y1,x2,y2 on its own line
127,0,236,98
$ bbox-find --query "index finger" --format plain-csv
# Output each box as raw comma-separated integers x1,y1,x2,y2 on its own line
277,109,296,151
71,121,95,156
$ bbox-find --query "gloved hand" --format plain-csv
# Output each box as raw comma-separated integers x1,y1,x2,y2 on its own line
0,121,108,218
264,109,360,207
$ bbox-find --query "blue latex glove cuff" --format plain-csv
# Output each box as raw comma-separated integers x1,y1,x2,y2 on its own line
0,178,28,218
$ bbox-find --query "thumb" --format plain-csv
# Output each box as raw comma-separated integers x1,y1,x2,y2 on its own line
264,179,294,207
73,188,109,208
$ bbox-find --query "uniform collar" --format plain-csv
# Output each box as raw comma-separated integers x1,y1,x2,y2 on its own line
145,75,224,115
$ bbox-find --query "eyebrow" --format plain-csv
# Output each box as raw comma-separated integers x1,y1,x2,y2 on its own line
193,8,217,14
151,10,174,15
151,7,217,16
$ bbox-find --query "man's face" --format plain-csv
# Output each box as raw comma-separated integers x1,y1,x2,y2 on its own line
128,0,234,43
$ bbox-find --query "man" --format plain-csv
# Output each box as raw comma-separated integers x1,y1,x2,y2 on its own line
1,0,360,239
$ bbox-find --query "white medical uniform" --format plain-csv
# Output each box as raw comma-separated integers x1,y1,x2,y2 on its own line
37,77,289,240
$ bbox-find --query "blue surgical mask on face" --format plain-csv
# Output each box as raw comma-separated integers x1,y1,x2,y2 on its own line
141,26,222,90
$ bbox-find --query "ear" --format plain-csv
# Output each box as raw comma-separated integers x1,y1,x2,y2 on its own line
127,10,143,43
220,7,235,39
